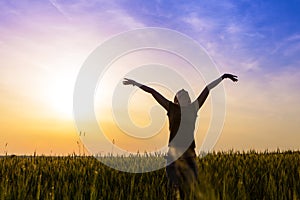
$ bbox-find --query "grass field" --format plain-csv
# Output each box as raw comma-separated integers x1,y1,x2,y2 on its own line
0,151,299,200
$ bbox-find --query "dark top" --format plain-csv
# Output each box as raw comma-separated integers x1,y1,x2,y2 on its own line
167,102,198,149
140,85,210,151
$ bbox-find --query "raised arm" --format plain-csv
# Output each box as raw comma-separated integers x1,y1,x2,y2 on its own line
123,78,170,111
193,74,238,109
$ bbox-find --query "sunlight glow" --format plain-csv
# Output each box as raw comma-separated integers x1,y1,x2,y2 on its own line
47,71,76,120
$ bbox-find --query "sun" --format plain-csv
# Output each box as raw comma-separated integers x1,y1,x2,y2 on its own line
47,72,75,120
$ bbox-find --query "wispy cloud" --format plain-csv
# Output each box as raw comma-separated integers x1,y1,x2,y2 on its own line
181,12,218,33
48,0,72,20
286,34,300,42
46,0,144,30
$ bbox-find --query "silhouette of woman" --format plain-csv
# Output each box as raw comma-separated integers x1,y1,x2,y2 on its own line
123,73,238,199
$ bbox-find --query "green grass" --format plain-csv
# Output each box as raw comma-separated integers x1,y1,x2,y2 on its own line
0,151,299,199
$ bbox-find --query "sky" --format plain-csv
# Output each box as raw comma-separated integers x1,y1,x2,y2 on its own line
0,0,300,155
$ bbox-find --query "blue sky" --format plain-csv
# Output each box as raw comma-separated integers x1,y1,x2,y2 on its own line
0,0,300,154
1,0,300,72
118,0,300,72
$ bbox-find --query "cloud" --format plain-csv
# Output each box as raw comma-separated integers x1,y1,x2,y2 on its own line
286,34,300,42
47,0,144,30
282,42,300,57
271,33,300,54
181,13,218,33
240,59,261,72
225,23,242,34
48,0,72,20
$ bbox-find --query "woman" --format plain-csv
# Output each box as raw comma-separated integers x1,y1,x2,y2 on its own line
123,73,238,198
